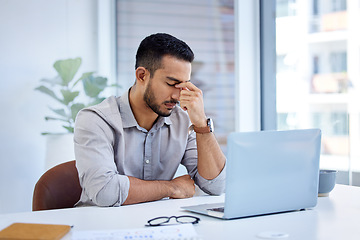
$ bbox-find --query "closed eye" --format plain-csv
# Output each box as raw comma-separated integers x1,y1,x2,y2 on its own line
167,83,177,87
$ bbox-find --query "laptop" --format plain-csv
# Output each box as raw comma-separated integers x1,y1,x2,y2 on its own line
182,129,321,219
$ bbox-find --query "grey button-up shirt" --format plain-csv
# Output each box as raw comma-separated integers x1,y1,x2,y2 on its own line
74,89,226,207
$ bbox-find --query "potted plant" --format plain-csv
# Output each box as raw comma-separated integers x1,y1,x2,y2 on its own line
35,57,119,170
35,57,119,134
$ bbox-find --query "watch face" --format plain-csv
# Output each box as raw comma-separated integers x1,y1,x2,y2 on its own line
188,125,195,135
208,118,214,132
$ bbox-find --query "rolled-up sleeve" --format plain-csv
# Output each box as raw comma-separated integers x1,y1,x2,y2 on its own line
74,109,129,207
182,132,226,195
193,164,226,195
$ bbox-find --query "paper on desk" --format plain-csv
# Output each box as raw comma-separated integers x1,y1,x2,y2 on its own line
71,223,200,240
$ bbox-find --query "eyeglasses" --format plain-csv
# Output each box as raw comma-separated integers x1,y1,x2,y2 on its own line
147,215,200,227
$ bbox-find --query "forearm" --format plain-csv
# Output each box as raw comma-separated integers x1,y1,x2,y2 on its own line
122,177,171,205
196,132,226,180
122,175,195,205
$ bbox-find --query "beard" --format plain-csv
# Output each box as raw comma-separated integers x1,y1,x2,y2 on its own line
143,80,178,117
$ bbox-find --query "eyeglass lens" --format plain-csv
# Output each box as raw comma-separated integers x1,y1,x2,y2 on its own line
149,216,171,225
176,216,199,224
148,215,199,226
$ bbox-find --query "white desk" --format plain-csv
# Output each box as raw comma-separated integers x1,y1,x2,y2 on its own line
1,184,359,240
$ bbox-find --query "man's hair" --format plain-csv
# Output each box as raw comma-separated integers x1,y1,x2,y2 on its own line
135,33,194,77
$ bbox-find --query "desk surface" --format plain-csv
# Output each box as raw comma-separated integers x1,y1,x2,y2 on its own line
1,184,360,240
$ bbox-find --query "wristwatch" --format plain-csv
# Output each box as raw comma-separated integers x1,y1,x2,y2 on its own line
190,118,214,134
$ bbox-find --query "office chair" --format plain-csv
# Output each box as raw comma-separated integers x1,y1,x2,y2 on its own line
32,160,82,211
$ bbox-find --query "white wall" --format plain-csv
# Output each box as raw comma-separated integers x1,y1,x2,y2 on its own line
0,0,98,214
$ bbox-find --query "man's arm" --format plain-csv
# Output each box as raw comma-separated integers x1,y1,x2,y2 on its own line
123,175,195,205
195,132,226,179
176,82,226,180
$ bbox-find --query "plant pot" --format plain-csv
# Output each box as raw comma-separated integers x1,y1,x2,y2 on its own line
44,134,75,171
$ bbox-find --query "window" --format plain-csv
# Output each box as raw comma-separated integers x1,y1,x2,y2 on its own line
330,51,347,73
274,0,360,185
276,0,297,17
331,0,346,12
313,55,319,74
115,0,235,150
313,0,319,15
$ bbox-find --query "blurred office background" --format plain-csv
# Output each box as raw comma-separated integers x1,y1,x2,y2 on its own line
0,0,359,214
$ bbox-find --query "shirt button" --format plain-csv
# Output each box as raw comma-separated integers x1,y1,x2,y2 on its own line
145,159,150,164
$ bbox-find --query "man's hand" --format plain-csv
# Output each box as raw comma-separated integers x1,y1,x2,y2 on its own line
123,174,195,205
175,82,207,127
169,174,195,199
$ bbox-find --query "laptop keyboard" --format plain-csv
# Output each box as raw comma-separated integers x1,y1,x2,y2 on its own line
207,207,224,213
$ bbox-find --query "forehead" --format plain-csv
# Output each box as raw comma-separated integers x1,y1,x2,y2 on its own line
154,55,192,82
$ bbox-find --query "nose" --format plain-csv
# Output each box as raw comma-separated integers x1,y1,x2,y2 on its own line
171,87,181,100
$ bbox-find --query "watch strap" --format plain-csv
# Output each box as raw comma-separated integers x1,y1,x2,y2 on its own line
192,118,213,134
193,125,211,134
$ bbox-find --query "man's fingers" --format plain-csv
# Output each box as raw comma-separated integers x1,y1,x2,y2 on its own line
175,81,197,91
170,175,195,199
175,82,206,126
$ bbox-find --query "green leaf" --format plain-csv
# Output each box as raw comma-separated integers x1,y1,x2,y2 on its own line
35,85,62,103
53,58,82,86
49,108,68,118
62,126,74,133
82,76,108,98
109,83,122,88
44,116,69,122
60,89,79,105
88,97,106,107
70,103,86,122
41,132,69,135
72,72,94,88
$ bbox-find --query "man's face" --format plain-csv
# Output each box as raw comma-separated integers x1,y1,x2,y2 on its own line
143,55,191,117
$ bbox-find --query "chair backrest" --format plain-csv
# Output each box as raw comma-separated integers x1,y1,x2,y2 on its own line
32,160,82,211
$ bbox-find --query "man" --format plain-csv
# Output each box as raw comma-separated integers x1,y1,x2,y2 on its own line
74,33,226,207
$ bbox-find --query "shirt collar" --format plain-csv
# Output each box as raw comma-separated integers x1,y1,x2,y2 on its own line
118,88,173,130
118,89,138,128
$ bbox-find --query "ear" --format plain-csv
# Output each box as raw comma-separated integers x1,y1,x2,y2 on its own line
135,67,148,84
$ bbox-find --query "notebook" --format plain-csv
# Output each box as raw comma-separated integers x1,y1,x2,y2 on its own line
182,129,321,219
0,223,71,240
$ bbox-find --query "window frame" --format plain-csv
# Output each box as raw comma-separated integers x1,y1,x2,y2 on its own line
235,0,262,132
97,0,118,96
260,0,277,131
